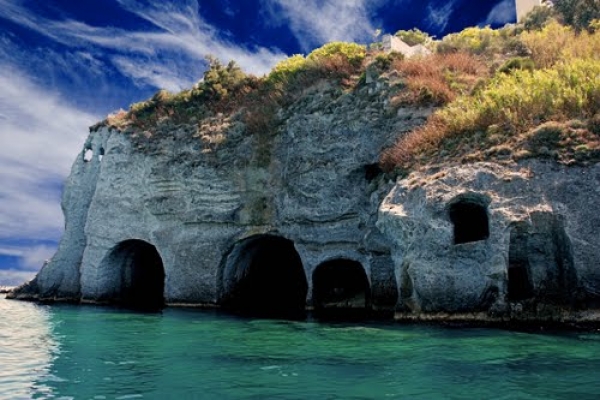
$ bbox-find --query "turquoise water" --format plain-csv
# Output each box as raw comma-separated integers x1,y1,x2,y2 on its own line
1,297,600,399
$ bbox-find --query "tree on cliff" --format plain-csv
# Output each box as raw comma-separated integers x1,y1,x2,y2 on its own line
553,0,600,31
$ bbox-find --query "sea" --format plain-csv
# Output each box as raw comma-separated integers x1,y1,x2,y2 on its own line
1,296,600,399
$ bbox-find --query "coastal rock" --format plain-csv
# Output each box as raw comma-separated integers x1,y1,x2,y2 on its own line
13,82,406,315
378,161,600,320
11,76,600,323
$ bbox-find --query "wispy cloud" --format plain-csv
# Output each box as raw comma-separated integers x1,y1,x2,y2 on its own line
0,0,286,91
484,0,516,25
426,1,456,32
262,0,381,51
0,66,96,243
0,270,37,287
0,245,56,271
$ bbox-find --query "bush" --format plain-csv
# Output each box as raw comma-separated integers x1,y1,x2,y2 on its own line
267,55,307,84
198,56,248,100
383,58,600,169
523,5,557,30
554,0,600,31
390,52,486,106
395,28,432,46
520,20,600,68
437,26,501,55
498,57,535,74
306,42,366,67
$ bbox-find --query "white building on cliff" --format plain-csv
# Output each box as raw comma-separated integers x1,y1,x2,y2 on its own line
516,0,543,22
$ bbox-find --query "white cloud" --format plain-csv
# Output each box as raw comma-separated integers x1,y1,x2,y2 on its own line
484,0,516,25
262,0,381,51
0,269,36,287
0,245,56,271
426,1,456,32
0,0,286,90
0,67,95,255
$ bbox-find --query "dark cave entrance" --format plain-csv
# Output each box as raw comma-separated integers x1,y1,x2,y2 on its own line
106,240,165,311
507,224,534,301
219,235,308,318
449,199,490,244
312,259,371,319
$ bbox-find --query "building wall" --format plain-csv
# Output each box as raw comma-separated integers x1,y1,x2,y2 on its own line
516,0,542,22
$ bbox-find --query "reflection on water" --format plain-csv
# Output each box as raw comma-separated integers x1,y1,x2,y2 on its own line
1,296,600,399
0,297,57,399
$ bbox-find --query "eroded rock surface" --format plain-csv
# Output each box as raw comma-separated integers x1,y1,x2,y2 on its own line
378,161,600,321
12,82,415,315
10,78,600,324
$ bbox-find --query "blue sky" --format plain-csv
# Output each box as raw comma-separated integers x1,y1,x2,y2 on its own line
0,0,516,286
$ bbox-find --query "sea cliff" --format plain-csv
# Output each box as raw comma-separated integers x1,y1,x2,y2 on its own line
10,23,600,323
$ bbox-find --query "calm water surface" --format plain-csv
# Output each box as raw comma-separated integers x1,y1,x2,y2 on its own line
1,297,600,399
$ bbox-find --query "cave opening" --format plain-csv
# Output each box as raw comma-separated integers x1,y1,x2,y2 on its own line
105,240,165,311
449,199,490,244
219,235,308,318
507,224,534,301
312,259,371,319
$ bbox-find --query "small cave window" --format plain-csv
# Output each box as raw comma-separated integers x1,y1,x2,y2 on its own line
98,147,105,162
449,198,490,244
83,148,93,162
364,163,383,182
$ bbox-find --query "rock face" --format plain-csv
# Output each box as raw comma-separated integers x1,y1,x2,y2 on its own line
11,82,421,315
11,79,600,323
378,161,600,321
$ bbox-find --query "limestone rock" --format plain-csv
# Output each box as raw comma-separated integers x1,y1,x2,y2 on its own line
378,161,600,320
14,82,403,315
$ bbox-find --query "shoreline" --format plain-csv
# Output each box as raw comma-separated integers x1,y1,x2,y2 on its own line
5,295,600,332
0,287,14,294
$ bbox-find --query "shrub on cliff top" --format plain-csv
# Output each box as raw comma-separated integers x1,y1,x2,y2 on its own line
394,28,432,46
306,42,366,67
389,52,487,106
381,57,600,169
266,42,366,88
520,20,600,68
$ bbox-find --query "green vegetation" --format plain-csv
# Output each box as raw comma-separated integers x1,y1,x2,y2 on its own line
106,42,366,138
553,0,600,31
382,18,600,171
103,3,600,171
394,28,432,46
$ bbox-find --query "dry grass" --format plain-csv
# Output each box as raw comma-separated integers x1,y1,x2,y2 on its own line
389,52,487,106
381,117,600,171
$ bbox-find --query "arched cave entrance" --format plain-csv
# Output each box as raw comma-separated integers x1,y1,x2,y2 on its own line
507,224,534,301
312,259,371,319
449,198,490,244
219,235,308,318
101,240,165,311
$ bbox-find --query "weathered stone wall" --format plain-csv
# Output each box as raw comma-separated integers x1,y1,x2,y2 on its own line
378,161,600,320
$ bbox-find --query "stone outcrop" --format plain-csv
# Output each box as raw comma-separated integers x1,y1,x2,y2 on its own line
11,81,422,316
9,77,600,324
378,161,600,322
